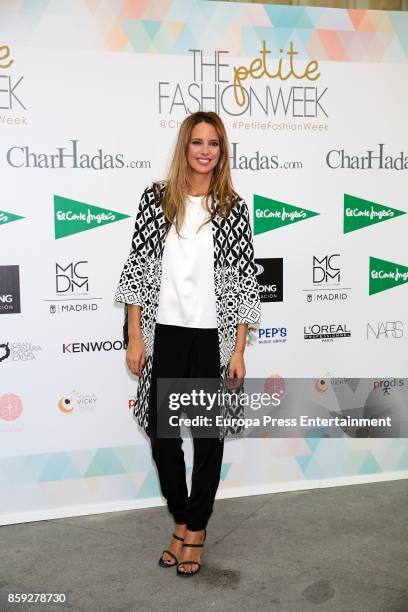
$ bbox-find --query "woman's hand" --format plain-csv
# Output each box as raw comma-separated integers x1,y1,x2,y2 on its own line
126,337,146,377
227,352,246,390
227,352,245,391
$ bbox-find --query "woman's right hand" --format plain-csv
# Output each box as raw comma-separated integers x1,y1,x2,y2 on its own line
126,337,146,377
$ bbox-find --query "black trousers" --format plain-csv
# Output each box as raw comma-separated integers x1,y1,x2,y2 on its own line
147,323,224,531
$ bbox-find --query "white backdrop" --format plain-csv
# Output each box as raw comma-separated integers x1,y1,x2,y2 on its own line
1,0,407,525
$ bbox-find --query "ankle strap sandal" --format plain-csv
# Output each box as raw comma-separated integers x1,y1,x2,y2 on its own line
158,533,184,568
177,529,206,577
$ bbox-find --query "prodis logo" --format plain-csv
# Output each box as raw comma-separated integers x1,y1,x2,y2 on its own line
372,378,405,396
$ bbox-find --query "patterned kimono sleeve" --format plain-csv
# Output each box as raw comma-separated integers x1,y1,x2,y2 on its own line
237,198,262,324
114,187,152,306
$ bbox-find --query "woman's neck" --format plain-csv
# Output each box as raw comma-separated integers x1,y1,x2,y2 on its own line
187,170,212,197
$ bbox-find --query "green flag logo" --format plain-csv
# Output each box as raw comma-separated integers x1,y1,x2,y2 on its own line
344,194,405,234
254,194,319,235
54,195,130,239
0,210,24,226
369,257,408,295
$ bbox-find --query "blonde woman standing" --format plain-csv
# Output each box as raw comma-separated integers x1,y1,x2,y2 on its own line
115,111,261,576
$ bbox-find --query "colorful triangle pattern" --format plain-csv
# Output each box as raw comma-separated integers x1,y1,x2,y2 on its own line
1,0,407,61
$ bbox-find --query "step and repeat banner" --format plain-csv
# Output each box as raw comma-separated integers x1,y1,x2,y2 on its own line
1,0,407,524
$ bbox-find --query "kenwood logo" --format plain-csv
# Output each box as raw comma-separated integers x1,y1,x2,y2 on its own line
63,340,125,353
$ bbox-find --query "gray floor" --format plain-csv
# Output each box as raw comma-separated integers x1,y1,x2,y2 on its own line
1,480,407,612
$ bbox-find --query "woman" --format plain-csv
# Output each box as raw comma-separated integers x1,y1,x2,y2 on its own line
115,111,261,576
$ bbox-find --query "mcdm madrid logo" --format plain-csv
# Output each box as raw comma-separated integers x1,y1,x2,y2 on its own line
54,195,129,239
344,194,405,233
369,257,408,295
253,194,319,235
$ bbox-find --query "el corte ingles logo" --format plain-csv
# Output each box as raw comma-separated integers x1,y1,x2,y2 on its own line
344,194,405,234
54,195,129,239
254,194,319,235
369,257,408,295
0,210,24,226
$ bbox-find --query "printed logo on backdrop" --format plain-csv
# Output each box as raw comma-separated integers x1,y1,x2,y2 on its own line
369,257,408,296
254,194,319,236
0,265,21,314
58,392,97,414
0,341,41,363
344,194,405,233
62,340,125,354
0,394,23,421
6,140,151,170
44,261,102,314
314,377,355,394
246,326,287,346
158,42,328,123
367,321,403,340
229,143,303,172
303,254,351,303
372,378,405,396
129,396,136,411
0,209,24,226
255,258,283,302
54,196,130,238
326,144,408,171
0,43,27,125
304,323,351,342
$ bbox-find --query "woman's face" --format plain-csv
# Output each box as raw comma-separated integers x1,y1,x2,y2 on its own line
186,122,221,177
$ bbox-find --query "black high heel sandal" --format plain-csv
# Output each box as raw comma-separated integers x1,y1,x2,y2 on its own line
176,529,207,577
158,533,185,568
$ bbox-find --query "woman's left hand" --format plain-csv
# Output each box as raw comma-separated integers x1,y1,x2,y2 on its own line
227,352,246,380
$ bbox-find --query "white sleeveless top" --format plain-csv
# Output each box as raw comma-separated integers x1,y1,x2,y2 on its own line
156,195,218,328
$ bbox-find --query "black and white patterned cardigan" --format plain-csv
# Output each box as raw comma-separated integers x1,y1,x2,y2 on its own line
115,181,261,439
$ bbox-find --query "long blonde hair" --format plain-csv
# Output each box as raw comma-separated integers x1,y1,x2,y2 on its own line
161,111,237,234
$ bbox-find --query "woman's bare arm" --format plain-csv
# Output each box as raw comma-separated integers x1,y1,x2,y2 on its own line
126,305,146,377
